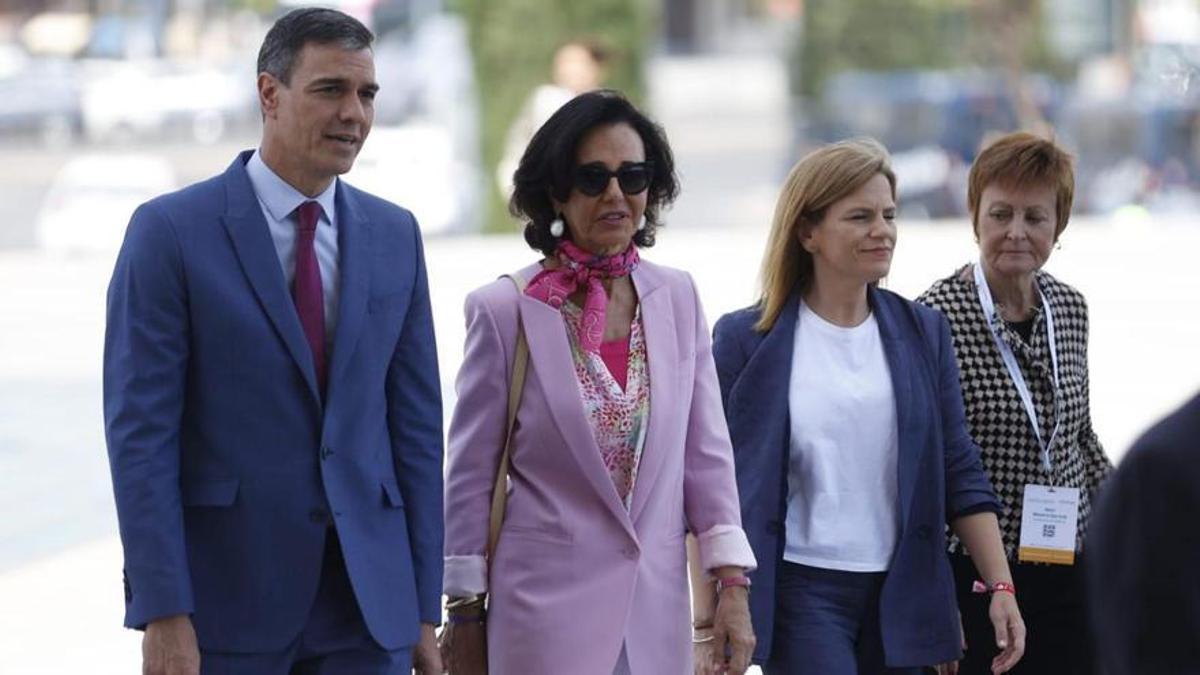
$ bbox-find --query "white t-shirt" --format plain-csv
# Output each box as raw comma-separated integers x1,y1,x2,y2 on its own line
783,301,900,572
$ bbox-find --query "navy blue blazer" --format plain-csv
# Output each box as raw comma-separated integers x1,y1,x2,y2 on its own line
712,286,1000,668
103,152,444,652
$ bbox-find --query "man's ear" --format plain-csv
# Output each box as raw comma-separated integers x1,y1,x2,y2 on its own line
258,72,281,119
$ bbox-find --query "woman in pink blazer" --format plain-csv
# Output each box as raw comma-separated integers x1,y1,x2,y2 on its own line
440,90,757,675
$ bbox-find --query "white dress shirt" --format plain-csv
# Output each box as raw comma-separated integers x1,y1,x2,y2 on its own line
245,150,340,344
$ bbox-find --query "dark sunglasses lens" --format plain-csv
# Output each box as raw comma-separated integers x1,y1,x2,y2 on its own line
576,168,611,196
617,167,650,194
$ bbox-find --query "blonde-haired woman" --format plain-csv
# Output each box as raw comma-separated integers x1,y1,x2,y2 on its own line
694,138,1024,674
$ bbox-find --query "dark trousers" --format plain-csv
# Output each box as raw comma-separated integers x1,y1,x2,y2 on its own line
950,552,1095,675
200,529,412,675
764,561,923,675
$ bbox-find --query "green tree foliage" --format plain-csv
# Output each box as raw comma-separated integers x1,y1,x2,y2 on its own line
796,0,967,98
451,0,651,232
795,0,1062,100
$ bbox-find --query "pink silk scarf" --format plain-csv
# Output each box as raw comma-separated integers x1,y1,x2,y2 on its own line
524,240,640,354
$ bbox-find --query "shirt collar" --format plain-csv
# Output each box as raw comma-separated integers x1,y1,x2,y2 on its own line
246,149,338,229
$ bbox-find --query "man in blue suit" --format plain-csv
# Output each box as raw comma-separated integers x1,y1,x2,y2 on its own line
103,8,443,674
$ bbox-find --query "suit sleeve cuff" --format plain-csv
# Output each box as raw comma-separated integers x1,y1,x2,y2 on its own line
443,555,488,597
124,581,194,631
695,524,757,573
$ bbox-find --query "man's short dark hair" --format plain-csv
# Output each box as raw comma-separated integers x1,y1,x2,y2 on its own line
257,7,374,85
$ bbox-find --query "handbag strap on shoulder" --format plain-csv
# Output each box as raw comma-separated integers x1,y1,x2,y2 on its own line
487,273,531,565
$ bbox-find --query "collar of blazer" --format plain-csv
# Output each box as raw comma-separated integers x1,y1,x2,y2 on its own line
219,150,374,410
513,258,675,536
729,286,924,526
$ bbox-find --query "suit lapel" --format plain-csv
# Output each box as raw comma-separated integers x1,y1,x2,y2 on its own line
326,183,371,399
220,153,321,406
742,293,799,524
870,288,917,526
628,265,675,525
518,290,637,540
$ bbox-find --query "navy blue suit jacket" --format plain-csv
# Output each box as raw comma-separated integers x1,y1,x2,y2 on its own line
103,152,444,652
712,286,1000,668
1087,392,1200,674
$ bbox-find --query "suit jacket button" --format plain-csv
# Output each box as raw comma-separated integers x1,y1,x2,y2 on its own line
916,525,932,539
309,509,329,524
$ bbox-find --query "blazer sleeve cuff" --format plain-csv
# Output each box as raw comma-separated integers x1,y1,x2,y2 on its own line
947,492,1003,522
695,524,758,573
443,555,488,597
124,582,194,631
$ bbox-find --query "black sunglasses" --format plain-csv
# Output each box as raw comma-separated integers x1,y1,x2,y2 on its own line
573,162,654,197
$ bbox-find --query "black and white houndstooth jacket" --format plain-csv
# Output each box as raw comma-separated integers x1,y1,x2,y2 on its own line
918,266,1112,558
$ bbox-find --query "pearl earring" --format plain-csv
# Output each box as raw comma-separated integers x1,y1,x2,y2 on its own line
549,216,564,238
636,216,646,231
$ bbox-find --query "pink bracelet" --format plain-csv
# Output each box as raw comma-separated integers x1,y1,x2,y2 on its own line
715,575,752,594
972,580,1017,596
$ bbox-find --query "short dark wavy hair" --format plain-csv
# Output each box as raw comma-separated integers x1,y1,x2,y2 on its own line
257,8,374,85
510,89,679,257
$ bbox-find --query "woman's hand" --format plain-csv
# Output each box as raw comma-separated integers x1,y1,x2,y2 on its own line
987,591,1025,674
439,618,487,675
692,626,720,675
709,586,755,675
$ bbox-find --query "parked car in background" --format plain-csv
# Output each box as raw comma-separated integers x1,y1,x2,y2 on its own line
36,154,177,255
0,43,82,146
79,60,256,144
805,68,1060,218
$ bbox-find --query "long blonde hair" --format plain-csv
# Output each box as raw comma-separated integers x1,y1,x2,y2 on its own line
754,138,896,332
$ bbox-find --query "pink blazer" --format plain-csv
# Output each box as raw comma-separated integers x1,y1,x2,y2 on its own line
444,259,755,675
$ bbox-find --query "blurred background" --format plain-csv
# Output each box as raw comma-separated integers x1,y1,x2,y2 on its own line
1,0,1199,671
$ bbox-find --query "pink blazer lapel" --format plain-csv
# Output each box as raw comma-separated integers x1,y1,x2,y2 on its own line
628,264,679,525
517,291,637,540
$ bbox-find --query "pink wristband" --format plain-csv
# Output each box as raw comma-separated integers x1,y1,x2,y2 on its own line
972,580,1016,596
715,575,752,594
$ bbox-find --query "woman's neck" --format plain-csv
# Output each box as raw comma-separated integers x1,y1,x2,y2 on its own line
804,273,870,328
980,263,1038,321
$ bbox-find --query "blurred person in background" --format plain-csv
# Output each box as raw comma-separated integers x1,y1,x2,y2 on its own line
103,8,443,674
1086,391,1200,675
705,138,1023,675
918,132,1111,675
496,39,609,195
440,90,756,675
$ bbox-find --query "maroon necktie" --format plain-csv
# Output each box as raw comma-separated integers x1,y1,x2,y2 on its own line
293,201,326,393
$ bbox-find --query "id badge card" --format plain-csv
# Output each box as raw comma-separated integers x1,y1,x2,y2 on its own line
1017,484,1080,565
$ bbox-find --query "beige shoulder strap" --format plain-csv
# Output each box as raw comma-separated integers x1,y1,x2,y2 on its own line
488,273,530,565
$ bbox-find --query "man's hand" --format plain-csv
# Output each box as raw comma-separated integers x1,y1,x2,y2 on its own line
413,622,443,674
142,614,199,675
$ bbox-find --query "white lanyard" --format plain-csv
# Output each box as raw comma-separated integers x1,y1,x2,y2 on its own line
973,262,1061,473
